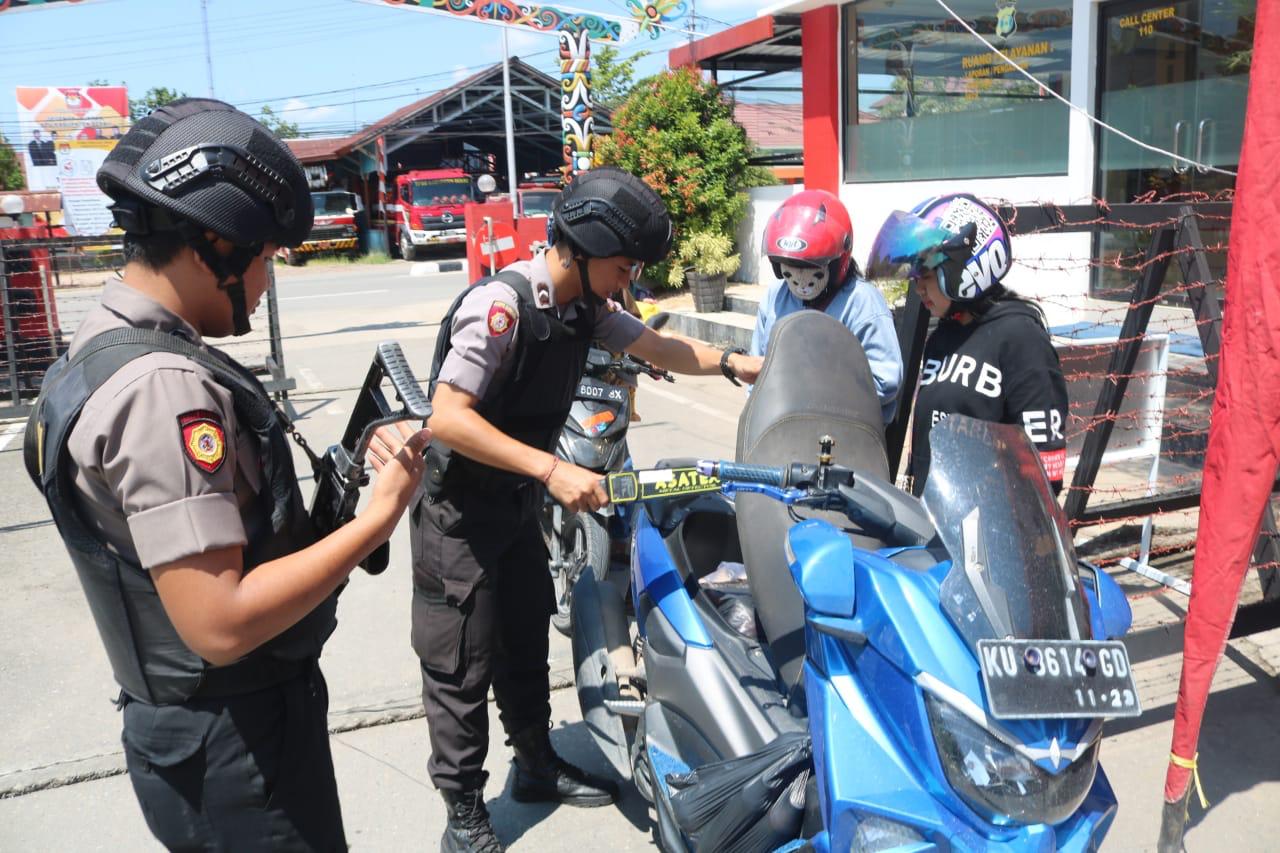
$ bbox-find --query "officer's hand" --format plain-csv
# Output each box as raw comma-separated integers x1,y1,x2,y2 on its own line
367,421,432,519
547,461,609,513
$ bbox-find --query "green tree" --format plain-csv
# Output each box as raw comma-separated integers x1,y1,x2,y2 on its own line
257,106,300,139
589,46,649,112
130,86,187,122
595,67,772,287
0,134,25,191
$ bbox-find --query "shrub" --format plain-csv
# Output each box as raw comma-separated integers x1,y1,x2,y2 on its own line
668,230,740,287
597,67,772,288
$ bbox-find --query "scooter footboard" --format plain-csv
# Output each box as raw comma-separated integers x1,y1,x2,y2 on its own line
570,570,634,780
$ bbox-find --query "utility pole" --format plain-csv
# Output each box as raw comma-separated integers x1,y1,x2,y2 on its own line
501,27,519,221
200,0,216,98
688,0,696,44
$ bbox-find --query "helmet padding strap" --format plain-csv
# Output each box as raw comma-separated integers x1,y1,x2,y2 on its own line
177,220,261,336
577,257,606,314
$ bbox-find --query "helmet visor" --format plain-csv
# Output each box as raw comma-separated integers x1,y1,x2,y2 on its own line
864,210,954,281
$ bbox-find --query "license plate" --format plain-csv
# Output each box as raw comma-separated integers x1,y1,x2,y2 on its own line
977,639,1141,720
576,378,625,403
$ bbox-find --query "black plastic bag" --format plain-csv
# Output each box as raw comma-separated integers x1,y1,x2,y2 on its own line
667,732,812,853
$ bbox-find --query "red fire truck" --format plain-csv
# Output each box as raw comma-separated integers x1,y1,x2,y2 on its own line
387,168,480,260
279,189,366,266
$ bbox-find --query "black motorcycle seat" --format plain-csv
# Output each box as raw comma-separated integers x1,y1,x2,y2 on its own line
736,311,892,692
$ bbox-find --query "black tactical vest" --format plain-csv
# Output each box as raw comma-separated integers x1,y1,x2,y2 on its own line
24,328,337,705
423,270,594,498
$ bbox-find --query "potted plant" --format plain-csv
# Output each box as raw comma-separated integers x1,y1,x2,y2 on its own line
669,230,740,313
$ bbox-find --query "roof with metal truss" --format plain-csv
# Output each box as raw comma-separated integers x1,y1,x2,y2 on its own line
287,57,611,168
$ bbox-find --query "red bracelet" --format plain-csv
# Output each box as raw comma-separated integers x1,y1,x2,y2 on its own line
541,456,559,485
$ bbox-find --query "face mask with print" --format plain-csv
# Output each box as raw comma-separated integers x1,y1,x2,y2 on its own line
781,261,828,301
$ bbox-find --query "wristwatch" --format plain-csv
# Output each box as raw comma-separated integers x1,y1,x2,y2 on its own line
720,347,747,386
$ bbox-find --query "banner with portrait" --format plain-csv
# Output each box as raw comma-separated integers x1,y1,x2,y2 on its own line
16,85,128,234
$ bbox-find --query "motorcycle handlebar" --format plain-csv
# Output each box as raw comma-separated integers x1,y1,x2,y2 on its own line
696,460,786,487
585,354,674,383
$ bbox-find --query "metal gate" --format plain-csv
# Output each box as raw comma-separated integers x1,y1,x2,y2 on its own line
0,235,294,419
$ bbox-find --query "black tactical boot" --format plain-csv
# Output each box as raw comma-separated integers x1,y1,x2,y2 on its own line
508,725,619,807
440,788,504,853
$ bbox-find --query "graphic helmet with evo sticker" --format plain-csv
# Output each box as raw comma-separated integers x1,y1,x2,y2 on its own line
866,193,1012,303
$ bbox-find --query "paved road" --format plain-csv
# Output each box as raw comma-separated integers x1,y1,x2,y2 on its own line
0,258,742,795
2,260,1278,851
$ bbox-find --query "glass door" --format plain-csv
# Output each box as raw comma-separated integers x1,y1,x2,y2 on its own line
1092,0,1254,299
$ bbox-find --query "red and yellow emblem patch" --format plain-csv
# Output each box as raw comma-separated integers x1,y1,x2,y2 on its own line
487,301,516,337
179,410,226,474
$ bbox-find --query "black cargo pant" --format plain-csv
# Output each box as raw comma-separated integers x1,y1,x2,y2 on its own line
119,661,345,851
411,482,556,791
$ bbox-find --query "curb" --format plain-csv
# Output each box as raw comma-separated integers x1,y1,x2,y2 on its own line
659,311,753,350
724,293,760,315
410,260,468,276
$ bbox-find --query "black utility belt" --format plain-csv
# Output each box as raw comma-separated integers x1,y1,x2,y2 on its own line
192,655,314,699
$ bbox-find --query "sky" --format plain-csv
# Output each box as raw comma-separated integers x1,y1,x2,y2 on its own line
0,0,768,143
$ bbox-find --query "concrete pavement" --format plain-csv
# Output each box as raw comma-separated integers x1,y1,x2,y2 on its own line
2,259,1279,851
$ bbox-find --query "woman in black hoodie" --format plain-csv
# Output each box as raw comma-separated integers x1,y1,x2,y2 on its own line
867,194,1069,496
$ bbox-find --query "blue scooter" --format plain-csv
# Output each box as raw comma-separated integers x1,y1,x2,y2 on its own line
570,311,1137,852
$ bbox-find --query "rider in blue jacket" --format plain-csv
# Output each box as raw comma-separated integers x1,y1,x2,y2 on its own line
750,190,903,422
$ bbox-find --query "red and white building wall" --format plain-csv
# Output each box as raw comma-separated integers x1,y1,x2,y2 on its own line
675,0,1253,324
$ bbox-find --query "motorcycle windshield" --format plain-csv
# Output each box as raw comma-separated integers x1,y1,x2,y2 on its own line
922,416,1090,650
864,210,954,281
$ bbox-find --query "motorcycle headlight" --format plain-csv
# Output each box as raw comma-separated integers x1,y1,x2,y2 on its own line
925,695,1097,827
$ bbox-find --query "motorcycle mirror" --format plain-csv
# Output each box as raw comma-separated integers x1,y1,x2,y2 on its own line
1078,559,1133,640
645,311,671,331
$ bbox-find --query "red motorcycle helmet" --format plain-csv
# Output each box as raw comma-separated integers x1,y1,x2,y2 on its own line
763,190,855,300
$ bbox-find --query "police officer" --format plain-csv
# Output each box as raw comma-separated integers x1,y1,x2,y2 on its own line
414,167,763,853
23,99,430,850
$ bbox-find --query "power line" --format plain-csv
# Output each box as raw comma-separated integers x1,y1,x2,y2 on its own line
1,6,358,56
0,13,688,138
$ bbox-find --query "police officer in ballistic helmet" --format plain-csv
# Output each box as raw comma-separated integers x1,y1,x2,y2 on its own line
23,99,431,850
415,166,764,853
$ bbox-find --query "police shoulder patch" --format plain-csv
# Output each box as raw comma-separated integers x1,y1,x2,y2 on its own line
487,301,516,337
178,410,226,474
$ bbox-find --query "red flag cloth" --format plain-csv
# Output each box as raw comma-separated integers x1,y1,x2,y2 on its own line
1165,0,1280,803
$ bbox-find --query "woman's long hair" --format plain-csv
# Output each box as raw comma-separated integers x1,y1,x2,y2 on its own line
961,283,1047,328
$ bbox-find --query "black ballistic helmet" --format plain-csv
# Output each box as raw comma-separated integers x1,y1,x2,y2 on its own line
97,98,313,335
551,167,672,264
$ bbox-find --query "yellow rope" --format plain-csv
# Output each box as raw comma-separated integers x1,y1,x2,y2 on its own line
1170,752,1210,810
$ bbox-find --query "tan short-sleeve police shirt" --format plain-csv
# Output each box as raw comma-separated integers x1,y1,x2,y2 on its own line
65,281,261,570
435,251,645,399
